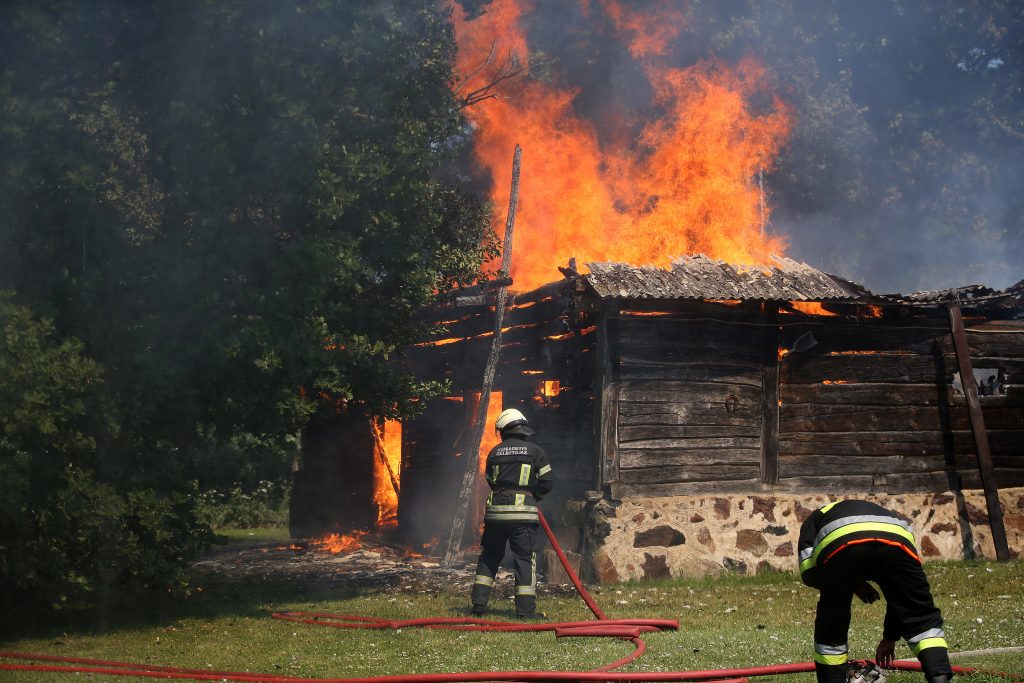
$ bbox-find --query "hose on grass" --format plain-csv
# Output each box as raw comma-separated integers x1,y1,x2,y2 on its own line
2,512,1021,682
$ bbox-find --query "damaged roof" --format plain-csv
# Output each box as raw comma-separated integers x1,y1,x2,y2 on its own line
584,254,869,302
873,282,1024,305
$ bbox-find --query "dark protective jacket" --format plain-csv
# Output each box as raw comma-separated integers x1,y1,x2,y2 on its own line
482,435,553,523
797,499,919,590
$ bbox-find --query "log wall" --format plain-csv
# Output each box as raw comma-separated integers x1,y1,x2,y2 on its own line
613,304,770,497
777,316,1024,492
604,303,1024,498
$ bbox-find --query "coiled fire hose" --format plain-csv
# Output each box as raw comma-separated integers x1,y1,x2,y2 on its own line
2,511,1021,682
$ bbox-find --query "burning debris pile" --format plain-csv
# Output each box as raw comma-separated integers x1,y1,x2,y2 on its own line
190,533,578,599
191,534,461,591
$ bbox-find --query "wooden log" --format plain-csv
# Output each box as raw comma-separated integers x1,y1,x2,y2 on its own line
618,478,766,497
780,429,1022,457
781,383,947,406
620,362,764,383
786,324,949,353
784,355,951,385
618,435,761,451
773,474,917,493
948,303,1009,561
620,339,764,365
937,328,1024,357
781,404,1024,430
619,424,764,441
617,463,760,484
618,400,760,427
619,448,760,469
620,380,762,404
778,454,954,475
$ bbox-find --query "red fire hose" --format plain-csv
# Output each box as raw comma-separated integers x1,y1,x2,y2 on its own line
2,511,1021,682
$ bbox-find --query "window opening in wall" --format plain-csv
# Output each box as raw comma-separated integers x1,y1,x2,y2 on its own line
951,368,1005,397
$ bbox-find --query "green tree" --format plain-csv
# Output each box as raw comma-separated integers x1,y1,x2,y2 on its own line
0,294,206,617
0,1,496,615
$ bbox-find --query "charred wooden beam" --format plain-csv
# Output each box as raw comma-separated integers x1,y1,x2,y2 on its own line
594,303,620,493
947,303,1010,561
443,144,522,567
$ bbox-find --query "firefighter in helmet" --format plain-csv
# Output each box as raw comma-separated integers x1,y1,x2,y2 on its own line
470,408,553,619
798,500,953,683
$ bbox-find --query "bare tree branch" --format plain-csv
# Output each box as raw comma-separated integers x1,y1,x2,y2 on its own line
456,45,531,109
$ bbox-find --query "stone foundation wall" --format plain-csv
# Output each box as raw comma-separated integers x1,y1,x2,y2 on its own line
585,488,1024,583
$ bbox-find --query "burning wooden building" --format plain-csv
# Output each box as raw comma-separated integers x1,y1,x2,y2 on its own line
291,255,1024,580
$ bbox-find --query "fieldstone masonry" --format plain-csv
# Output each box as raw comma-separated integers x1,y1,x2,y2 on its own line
584,488,1024,582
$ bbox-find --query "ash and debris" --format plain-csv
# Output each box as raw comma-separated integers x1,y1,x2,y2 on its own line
190,539,576,598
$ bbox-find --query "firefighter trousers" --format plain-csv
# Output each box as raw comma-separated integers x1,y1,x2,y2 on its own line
813,542,952,683
470,520,538,616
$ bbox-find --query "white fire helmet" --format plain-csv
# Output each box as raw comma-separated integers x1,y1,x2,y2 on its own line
495,408,532,435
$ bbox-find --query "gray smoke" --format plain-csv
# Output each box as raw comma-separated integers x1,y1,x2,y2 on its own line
461,0,1024,294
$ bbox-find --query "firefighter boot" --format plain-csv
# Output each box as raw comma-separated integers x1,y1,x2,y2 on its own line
516,611,547,620
470,578,492,616
919,645,953,683
816,662,848,683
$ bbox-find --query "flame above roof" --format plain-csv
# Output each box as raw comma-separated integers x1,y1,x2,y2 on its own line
584,254,869,302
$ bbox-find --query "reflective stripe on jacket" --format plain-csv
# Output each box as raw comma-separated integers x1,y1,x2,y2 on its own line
797,500,919,588
483,436,553,523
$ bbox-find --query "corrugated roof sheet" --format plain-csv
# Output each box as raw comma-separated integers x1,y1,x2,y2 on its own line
873,284,1009,305
584,254,868,302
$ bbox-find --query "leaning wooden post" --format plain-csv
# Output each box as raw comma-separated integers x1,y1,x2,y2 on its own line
443,144,522,567
947,303,1010,561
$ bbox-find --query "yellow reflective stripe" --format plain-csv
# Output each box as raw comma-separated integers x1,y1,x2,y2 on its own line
515,586,536,595
812,522,916,565
538,464,551,476
813,653,848,666
515,493,525,506
519,463,532,486
474,575,494,586
487,492,492,506
819,502,839,514
800,558,816,574
910,638,948,655
491,464,500,482
531,552,537,587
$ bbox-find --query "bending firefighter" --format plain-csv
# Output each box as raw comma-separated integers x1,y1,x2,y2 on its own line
799,500,953,683
470,408,553,619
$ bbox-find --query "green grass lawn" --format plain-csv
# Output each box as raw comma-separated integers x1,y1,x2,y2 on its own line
2,559,1022,682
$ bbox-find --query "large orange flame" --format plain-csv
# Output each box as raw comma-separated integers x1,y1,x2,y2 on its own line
452,0,791,291
371,419,401,527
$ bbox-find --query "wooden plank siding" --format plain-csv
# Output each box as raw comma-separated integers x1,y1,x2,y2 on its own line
777,319,1024,492
615,314,767,496
408,284,1024,508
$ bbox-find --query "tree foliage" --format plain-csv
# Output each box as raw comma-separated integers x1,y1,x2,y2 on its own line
0,1,495,616
0,295,207,615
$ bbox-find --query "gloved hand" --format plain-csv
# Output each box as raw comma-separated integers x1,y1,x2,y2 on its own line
854,582,880,604
875,638,896,668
